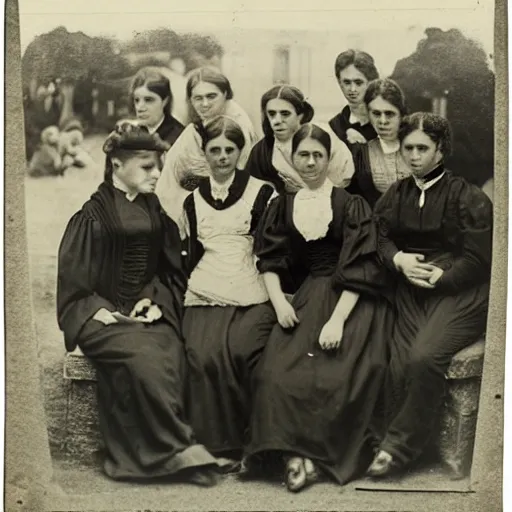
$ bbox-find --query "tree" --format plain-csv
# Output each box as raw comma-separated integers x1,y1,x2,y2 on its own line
391,28,495,186
22,26,131,127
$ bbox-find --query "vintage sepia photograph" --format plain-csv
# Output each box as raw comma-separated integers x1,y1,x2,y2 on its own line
4,0,506,509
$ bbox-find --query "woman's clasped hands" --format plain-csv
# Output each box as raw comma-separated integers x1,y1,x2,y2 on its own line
93,298,163,325
393,251,444,289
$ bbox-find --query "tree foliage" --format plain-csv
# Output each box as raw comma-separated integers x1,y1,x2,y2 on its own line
391,28,495,186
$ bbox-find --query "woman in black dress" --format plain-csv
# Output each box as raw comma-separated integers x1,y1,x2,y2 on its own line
346,78,411,208
244,85,354,195
181,116,275,462
131,67,184,146
329,49,379,149
368,113,492,477
57,120,224,485
244,123,394,491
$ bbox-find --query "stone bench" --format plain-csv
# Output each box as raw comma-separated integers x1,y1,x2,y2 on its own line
61,339,486,477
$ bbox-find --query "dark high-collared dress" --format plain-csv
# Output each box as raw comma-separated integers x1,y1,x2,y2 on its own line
372,167,493,466
156,113,185,147
329,105,377,151
57,182,220,480
245,186,394,485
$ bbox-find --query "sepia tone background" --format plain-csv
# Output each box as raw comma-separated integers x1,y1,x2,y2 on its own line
5,0,507,510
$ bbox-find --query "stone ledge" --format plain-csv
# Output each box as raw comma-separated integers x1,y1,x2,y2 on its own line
63,338,486,383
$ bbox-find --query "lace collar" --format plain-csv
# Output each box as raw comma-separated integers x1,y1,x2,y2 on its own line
293,180,334,241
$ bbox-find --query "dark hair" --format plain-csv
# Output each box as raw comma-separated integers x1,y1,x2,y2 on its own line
186,66,234,122
103,119,170,182
364,78,407,116
260,85,315,139
195,115,246,152
291,123,332,158
130,67,174,116
334,49,379,82
399,112,452,157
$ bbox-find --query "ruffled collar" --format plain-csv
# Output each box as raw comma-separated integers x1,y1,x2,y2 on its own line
293,180,334,241
198,170,250,210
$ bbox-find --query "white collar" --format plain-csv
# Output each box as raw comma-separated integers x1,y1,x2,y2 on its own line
147,116,165,135
113,174,138,202
378,137,400,155
412,171,446,208
209,172,236,202
296,178,333,199
348,109,369,126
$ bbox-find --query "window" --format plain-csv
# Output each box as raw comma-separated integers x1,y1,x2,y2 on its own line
273,45,290,85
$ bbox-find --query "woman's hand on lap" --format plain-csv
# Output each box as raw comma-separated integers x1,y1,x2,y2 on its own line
319,318,344,351
93,308,119,325
274,298,300,329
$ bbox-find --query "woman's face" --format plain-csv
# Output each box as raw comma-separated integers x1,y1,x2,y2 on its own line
401,129,443,178
368,95,401,141
114,151,162,194
292,137,330,190
190,81,227,121
265,98,304,142
337,64,369,107
133,86,168,129
204,134,241,180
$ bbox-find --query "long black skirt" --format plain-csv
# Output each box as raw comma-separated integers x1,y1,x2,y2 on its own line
78,319,220,480
245,275,393,485
183,303,276,457
378,279,490,466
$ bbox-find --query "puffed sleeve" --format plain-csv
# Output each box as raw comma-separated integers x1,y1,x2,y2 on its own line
250,184,275,234
373,182,402,271
333,193,393,298
244,140,284,193
254,195,292,272
435,182,493,292
57,211,115,351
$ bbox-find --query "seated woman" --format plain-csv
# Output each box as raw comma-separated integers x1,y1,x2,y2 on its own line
346,78,411,208
244,85,354,195
182,116,276,463
329,49,379,149
368,113,492,478
244,123,394,492
57,120,224,485
131,67,185,146
155,67,258,232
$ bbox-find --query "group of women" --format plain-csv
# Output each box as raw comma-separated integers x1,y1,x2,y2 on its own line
56,49,493,492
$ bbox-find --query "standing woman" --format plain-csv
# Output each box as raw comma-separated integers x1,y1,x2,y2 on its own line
244,85,354,195
181,116,276,462
131,67,185,146
368,113,492,477
329,49,379,148
57,121,224,485
244,123,393,491
155,67,258,231
346,78,412,208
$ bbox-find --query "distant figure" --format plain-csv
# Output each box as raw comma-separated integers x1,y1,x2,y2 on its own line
130,67,185,147
58,118,94,171
329,49,379,150
28,126,63,177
